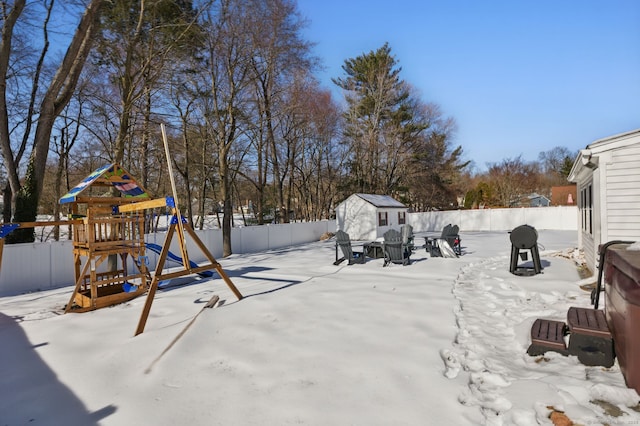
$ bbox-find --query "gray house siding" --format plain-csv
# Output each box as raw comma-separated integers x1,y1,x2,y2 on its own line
569,129,640,273
605,145,640,242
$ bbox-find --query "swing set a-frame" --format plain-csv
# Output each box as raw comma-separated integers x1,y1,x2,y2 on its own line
133,123,243,335
116,193,243,336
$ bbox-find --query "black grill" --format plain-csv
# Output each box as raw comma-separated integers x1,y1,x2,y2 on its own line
509,224,542,275
510,224,538,249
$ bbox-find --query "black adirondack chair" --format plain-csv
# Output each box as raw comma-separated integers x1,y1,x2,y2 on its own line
401,224,415,252
441,224,461,256
383,229,411,266
334,230,366,265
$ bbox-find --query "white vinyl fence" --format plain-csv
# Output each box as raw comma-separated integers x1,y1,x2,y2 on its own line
408,206,577,233
0,207,577,296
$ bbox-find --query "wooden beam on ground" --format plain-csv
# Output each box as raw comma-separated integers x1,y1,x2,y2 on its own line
204,295,220,308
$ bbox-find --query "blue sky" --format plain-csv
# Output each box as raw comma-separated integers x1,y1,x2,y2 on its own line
297,0,640,172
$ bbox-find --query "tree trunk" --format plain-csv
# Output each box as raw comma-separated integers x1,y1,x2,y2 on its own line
141,86,152,188
0,0,26,225
220,154,232,257
3,184,12,223
6,0,104,243
197,139,209,230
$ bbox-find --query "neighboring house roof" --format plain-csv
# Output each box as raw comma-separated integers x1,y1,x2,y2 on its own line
525,193,550,207
60,163,151,204
527,193,549,201
353,193,406,208
551,185,577,206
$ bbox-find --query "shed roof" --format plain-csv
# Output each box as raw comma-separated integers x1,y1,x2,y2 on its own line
354,193,406,208
60,163,151,204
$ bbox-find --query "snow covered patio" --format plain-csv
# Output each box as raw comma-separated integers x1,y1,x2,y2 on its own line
1,231,639,425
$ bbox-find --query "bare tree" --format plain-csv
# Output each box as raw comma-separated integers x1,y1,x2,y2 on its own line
93,0,200,169
281,73,342,221
196,0,254,256
486,156,540,207
0,0,104,242
538,146,578,191
247,0,313,223
171,94,197,225
0,0,28,223
408,102,468,210
50,97,84,240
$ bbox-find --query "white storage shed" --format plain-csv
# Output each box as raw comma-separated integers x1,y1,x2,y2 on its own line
335,193,408,241
568,128,640,273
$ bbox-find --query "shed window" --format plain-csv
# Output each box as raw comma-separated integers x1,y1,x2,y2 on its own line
398,211,406,225
378,212,388,227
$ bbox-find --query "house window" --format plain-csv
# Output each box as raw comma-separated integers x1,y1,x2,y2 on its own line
398,211,406,225
588,184,593,234
580,183,593,235
378,211,388,227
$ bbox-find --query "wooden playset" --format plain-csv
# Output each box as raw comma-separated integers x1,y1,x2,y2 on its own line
0,164,157,311
54,158,243,334
58,163,152,312
0,127,243,335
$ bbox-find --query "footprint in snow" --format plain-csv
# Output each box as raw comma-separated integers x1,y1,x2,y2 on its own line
440,349,461,379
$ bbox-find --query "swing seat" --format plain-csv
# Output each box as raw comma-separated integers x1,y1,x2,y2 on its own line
145,242,215,278
123,282,139,293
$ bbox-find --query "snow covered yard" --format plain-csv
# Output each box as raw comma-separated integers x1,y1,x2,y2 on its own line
1,231,639,425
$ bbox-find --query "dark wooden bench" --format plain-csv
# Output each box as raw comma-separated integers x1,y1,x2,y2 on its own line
567,306,611,338
527,318,568,356
566,307,614,367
